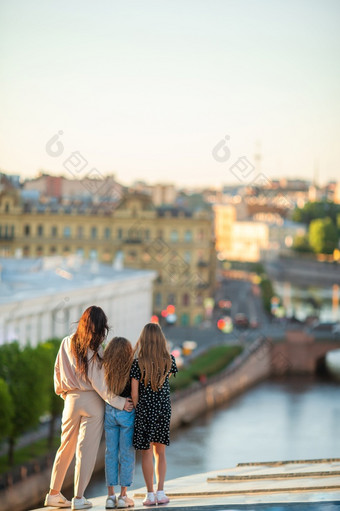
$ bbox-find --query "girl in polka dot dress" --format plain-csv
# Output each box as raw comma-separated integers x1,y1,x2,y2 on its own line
131,323,178,506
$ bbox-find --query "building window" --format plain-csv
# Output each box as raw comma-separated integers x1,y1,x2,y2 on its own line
104,227,111,240
117,228,123,240
170,230,178,242
195,293,203,306
184,230,192,242
181,313,190,326
63,226,71,238
182,293,190,306
24,225,30,236
194,314,203,325
37,225,43,237
127,250,137,262
157,229,163,239
25,319,31,342
184,251,191,263
90,249,97,260
50,246,57,254
142,251,151,262
91,227,97,239
5,203,9,213
197,228,205,241
36,246,43,256
197,250,204,265
23,246,30,257
63,246,70,253
155,293,162,308
145,229,150,240
51,226,58,237
167,293,176,305
113,250,123,267
77,226,83,239
128,227,140,240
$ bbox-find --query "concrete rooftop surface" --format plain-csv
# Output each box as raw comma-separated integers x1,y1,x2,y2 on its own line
0,256,153,305
33,458,340,510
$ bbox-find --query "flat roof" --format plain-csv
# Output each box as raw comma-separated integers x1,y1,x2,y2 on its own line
33,459,340,510
0,256,155,305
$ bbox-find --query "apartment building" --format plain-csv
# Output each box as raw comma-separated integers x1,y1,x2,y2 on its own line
0,190,216,326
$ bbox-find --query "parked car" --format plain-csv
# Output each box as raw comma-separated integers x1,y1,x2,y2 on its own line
234,313,249,328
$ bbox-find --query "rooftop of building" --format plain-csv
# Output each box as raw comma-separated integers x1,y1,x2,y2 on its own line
0,256,155,305
2,188,213,217
35,458,340,511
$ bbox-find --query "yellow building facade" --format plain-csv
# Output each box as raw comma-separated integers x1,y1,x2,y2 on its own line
213,203,269,262
0,191,216,326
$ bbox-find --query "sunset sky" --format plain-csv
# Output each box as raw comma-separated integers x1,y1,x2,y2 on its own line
0,0,339,187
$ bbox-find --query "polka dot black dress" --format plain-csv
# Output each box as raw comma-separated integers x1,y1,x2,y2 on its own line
131,354,178,450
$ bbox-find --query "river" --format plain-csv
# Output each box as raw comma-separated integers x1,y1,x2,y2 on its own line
87,376,340,497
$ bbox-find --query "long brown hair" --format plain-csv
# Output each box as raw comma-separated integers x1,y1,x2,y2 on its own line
134,323,171,391
71,305,109,380
103,337,133,395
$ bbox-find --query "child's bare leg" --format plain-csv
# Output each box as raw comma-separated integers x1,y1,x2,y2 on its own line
142,447,154,492
107,486,115,496
120,486,127,497
153,443,166,491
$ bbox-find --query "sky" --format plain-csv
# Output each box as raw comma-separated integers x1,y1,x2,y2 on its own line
0,0,339,187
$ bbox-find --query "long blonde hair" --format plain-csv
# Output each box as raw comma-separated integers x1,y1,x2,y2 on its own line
103,337,133,395
134,323,171,391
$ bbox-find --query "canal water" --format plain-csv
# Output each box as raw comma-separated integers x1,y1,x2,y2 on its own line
87,376,340,497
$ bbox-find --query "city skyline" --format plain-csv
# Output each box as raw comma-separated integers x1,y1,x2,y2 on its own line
1,0,339,187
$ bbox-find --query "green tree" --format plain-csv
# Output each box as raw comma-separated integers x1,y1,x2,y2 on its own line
309,217,338,254
260,277,274,313
0,342,50,465
0,378,14,443
40,338,63,447
292,234,312,253
293,201,340,225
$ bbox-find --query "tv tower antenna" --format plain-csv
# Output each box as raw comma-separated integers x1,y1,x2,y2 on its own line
254,140,262,174
313,158,319,187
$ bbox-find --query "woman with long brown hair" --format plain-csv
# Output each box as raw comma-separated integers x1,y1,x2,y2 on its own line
44,306,133,510
131,322,178,506
103,337,135,509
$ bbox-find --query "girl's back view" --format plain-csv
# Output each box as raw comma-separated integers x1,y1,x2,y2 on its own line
131,322,178,506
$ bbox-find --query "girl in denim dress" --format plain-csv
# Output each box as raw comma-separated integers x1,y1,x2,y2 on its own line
103,337,135,509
